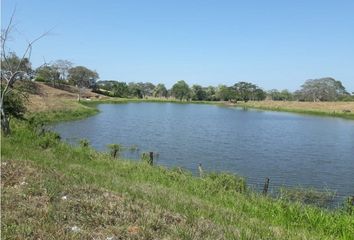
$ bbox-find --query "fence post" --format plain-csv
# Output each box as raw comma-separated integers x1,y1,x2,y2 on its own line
198,163,204,177
149,152,154,166
263,177,270,195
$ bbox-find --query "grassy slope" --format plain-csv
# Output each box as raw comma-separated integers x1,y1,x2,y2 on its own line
1,84,353,239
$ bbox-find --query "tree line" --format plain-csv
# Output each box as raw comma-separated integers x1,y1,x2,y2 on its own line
19,53,352,103
94,80,268,101
3,52,353,104
94,78,352,102
16,53,354,103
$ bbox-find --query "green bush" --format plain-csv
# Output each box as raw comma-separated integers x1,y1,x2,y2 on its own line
79,138,90,148
38,131,61,149
343,196,354,214
34,76,47,82
107,143,122,158
141,152,153,165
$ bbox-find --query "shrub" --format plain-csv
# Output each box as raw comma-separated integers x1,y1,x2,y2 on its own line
107,144,122,158
79,139,90,148
38,131,61,149
34,76,47,82
141,152,152,165
204,172,247,193
343,196,354,214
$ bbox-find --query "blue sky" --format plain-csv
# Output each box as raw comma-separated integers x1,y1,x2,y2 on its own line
2,0,354,91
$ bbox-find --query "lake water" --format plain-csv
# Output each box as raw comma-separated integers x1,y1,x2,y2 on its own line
52,103,354,203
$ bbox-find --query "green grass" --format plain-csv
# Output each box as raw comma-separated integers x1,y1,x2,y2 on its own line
1,110,353,239
27,103,99,124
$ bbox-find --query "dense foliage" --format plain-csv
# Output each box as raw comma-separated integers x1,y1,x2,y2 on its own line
171,80,191,100
68,66,99,88
294,78,349,102
0,52,32,80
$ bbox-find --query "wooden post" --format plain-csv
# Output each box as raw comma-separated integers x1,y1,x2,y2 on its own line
262,178,270,195
198,163,204,177
149,152,154,166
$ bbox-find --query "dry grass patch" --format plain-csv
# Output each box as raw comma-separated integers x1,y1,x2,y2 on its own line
239,100,354,113
26,83,106,113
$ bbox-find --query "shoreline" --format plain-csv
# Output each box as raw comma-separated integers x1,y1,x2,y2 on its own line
81,97,354,120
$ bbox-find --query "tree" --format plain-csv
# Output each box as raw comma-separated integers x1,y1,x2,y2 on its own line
191,84,207,101
268,89,281,100
1,52,32,80
232,82,266,102
205,86,217,101
128,82,143,98
295,77,348,102
68,66,99,101
1,10,46,134
216,85,234,101
254,88,266,101
111,82,129,98
35,65,60,85
140,82,155,98
53,59,73,82
153,83,168,98
233,82,250,102
280,89,293,101
171,80,190,101
68,66,98,88
268,89,293,101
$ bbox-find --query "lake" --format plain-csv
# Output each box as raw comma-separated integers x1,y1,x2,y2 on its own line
52,102,354,203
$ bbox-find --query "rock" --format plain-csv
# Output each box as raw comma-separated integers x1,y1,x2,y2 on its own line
70,226,80,232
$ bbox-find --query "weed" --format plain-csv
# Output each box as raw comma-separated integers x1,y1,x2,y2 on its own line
79,138,90,148
107,143,122,158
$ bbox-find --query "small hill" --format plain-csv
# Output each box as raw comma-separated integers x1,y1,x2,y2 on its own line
27,83,106,113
